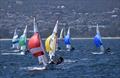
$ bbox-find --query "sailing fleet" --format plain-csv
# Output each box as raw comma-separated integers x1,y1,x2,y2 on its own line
9,17,109,69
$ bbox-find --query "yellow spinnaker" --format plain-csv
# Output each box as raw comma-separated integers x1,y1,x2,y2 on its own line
45,34,57,53
45,36,51,52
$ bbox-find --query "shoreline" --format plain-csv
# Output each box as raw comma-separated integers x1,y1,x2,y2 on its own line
0,37,120,41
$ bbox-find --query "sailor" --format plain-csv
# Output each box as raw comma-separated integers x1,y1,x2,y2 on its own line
24,49,30,55
57,47,61,50
70,46,75,51
105,48,111,53
45,56,64,70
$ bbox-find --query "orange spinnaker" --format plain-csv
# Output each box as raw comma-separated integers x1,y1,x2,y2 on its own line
28,32,44,57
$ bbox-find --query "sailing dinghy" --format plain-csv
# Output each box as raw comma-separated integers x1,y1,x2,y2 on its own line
45,20,59,62
92,24,105,54
28,17,48,70
64,27,74,51
12,28,19,50
19,25,27,55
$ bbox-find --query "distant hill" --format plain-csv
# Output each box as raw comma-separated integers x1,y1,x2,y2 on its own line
0,0,120,13
0,0,120,38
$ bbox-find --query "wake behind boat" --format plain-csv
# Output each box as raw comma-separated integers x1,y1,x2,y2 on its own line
91,51,104,55
21,66,46,71
20,59,76,71
1,52,25,55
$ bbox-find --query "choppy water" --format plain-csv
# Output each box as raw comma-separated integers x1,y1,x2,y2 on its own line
0,39,120,78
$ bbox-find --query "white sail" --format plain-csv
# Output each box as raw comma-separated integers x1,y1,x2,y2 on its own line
53,20,59,51
23,25,27,35
33,17,38,33
14,28,17,36
59,28,64,39
12,28,19,49
53,20,58,34
96,24,99,34
63,27,66,37
67,27,70,36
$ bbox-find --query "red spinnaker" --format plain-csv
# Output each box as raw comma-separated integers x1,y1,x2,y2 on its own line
28,32,44,57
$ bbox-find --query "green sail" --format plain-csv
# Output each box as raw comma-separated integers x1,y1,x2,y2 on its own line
19,34,26,46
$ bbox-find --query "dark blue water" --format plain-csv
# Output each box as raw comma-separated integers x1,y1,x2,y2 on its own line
0,39,120,78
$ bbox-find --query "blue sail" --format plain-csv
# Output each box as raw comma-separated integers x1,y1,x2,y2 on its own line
64,35,71,45
94,34,102,47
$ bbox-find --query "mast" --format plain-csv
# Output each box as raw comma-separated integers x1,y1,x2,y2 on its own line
67,27,70,36
23,25,27,35
33,17,38,33
14,28,18,36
